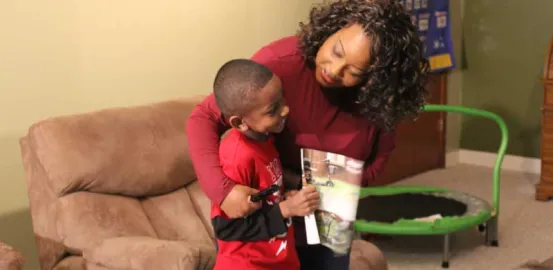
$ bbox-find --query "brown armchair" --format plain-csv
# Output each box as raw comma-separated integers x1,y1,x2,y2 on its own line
0,241,25,270
19,98,387,270
20,99,216,269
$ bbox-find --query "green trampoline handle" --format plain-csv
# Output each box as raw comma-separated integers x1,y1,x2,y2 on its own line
422,104,509,215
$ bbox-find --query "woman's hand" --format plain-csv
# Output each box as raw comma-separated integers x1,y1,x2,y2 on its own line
220,185,262,218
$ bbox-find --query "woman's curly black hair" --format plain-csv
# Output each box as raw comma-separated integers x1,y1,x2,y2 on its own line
297,0,430,131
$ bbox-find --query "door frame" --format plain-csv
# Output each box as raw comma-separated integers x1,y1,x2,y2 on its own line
434,71,448,169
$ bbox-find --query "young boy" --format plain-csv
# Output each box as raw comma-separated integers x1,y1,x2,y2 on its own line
210,59,320,270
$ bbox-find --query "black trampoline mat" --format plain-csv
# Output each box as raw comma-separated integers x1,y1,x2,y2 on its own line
356,193,468,223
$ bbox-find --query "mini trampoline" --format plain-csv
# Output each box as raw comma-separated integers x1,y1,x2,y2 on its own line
354,105,508,268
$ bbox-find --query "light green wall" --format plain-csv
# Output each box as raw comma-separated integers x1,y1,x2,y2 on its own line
0,1,323,269
6,1,546,268
445,0,465,153
460,0,553,157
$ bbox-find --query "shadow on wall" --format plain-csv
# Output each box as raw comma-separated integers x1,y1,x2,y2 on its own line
0,208,40,270
461,102,541,182
460,85,542,159
461,33,468,70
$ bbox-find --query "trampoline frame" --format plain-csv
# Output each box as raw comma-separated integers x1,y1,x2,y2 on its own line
354,104,508,268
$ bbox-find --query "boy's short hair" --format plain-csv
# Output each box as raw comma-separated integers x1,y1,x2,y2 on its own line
213,59,274,117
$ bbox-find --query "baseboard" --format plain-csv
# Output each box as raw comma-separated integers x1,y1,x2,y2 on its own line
445,149,541,174
445,151,460,168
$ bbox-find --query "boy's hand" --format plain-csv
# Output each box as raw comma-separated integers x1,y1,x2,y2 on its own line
284,190,299,200
280,185,320,218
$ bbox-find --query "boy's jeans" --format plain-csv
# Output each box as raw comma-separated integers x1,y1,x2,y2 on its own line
214,219,351,270
297,244,350,270
293,217,350,270
215,241,349,270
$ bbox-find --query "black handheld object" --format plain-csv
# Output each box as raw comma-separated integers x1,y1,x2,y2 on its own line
250,184,280,202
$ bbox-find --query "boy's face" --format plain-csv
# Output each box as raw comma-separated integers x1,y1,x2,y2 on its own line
232,74,289,135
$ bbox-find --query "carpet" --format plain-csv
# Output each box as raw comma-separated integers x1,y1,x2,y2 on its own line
369,164,552,270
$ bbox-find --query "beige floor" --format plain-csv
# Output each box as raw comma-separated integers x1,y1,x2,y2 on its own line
372,164,552,270
3,164,551,270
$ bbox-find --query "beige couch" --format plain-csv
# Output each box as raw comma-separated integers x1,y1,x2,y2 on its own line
19,98,388,270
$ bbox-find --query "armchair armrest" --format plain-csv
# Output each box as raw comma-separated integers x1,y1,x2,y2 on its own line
0,241,25,270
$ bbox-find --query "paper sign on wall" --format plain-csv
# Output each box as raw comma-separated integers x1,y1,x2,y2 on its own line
399,0,456,72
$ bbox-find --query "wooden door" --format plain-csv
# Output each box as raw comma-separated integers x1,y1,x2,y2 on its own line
370,72,447,186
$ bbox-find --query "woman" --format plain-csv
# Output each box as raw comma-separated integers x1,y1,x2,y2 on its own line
186,0,428,269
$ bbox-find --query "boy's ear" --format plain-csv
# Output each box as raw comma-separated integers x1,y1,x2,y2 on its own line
228,116,249,132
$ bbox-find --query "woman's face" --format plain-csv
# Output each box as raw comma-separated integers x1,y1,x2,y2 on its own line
314,23,372,89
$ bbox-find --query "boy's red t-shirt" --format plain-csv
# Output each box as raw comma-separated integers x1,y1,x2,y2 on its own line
211,130,299,270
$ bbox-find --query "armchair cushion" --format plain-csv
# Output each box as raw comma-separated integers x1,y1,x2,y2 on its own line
186,181,215,239
27,100,198,197
57,192,157,253
141,187,211,244
52,256,85,270
83,236,216,270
